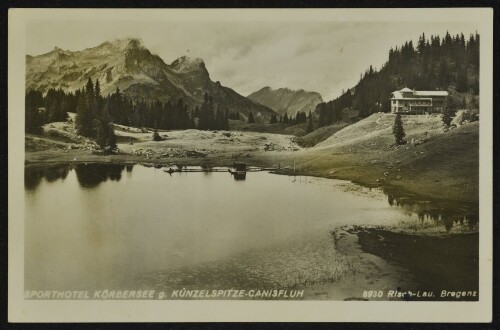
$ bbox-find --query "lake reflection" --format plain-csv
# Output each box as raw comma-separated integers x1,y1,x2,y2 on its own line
24,163,478,291
25,164,70,190
74,164,126,188
384,190,478,231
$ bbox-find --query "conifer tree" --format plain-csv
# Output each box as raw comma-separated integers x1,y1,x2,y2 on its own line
215,108,223,130
85,77,94,103
306,111,314,133
198,92,212,130
94,79,101,99
95,104,117,151
25,89,45,134
58,97,70,122
442,97,456,127
456,67,468,92
152,128,162,141
247,111,255,124
222,110,229,130
269,114,278,124
392,113,405,145
283,113,289,124
76,78,95,138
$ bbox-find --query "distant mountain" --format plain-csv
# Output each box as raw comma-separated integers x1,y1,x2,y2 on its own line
26,38,276,121
247,87,323,117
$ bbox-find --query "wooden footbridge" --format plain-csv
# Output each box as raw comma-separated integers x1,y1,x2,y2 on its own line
162,162,282,174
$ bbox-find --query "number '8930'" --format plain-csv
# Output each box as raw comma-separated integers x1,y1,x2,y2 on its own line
363,290,384,298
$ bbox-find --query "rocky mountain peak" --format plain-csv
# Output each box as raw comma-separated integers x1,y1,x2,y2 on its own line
92,38,144,53
48,46,71,56
109,38,144,49
124,38,143,50
171,56,206,72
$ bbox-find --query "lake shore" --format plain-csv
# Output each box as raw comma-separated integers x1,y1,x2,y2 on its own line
304,225,478,301
25,113,479,205
25,130,478,205
25,149,478,205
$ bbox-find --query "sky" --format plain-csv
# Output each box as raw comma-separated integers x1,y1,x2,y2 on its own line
26,18,478,101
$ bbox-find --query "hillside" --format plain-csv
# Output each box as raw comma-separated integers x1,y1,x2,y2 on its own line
292,113,479,203
295,123,349,147
315,32,480,127
26,38,276,121
315,113,443,149
248,87,323,117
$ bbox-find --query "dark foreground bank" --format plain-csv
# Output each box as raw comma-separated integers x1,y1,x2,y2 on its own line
350,227,479,301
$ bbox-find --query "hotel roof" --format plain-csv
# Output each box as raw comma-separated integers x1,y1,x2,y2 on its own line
414,91,449,96
391,88,448,99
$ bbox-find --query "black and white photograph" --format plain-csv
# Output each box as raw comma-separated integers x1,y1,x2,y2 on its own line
8,7,493,322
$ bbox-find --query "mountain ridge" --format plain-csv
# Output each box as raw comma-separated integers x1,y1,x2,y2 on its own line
247,86,323,117
26,38,276,121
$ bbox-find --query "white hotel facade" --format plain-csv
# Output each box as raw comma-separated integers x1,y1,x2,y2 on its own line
390,87,448,114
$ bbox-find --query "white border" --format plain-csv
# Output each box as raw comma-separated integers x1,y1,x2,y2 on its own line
8,8,493,323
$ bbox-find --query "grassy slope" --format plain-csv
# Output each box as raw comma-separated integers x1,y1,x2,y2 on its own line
288,114,479,203
228,120,309,136
295,123,349,147
228,120,293,135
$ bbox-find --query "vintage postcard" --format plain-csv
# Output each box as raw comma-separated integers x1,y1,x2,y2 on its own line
8,8,493,322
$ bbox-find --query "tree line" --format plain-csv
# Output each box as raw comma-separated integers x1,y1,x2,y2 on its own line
198,93,231,130
316,31,480,128
74,78,116,151
108,90,238,131
268,111,309,125
25,79,117,151
25,88,76,134
25,81,248,145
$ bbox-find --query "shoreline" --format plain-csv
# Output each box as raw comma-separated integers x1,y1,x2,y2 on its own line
25,114,479,205
25,147,478,206
24,150,477,205
304,225,478,301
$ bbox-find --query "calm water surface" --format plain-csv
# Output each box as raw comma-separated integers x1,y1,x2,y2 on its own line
24,164,477,291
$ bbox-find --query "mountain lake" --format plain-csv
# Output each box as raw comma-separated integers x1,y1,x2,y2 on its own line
24,163,478,296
